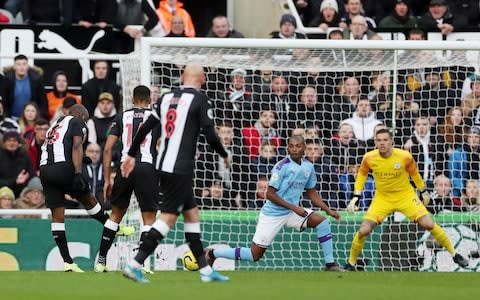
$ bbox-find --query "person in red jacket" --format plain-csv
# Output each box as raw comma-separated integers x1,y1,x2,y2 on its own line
242,108,281,159
23,119,49,175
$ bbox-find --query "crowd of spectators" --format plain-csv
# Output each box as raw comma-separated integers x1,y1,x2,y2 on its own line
0,0,479,218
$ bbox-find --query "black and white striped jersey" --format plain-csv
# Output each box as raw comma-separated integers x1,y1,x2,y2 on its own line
109,107,158,163
152,87,218,174
39,116,87,166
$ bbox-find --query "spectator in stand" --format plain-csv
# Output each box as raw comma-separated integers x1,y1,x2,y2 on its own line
75,0,117,28
461,75,480,118
206,15,244,38
341,98,382,143
0,186,15,218
195,120,247,206
0,131,35,196
86,92,117,148
250,142,278,183
438,107,467,156
338,163,374,210
413,69,460,125
403,116,448,189
0,101,20,138
418,0,467,36
270,13,306,39
253,68,273,95
18,102,39,134
448,127,480,197
427,174,460,213
378,93,418,146
215,68,256,131
81,60,121,116
407,28,426,40
197,178,237,210
46,71,81,121
23,118,49,175
294,0,316,26
21,0,72,25
308,0,341,32
15,176,46,217
342,15,380,39
244,175,268,209
51,97,76,123
330,77,362,127
367,71,391,113
165,15,187,37
242,108,281,159
339,0,376,29
262,72,297,138
460,179,480,211
448,0,479,28
157,0,195,37
3,54,47,119
296,86,332,139
82,143,105,206
304,138,339,209
115,0,160,52
378,0,417,29
324,123,366,174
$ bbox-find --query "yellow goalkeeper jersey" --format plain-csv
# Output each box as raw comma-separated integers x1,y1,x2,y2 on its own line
355,148,424,198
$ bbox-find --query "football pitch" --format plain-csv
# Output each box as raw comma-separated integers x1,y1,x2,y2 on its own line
1,271,477,300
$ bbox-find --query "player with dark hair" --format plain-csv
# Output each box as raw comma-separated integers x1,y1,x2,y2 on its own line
94,85,159,273
206,135,344,271
345,128,469,270
121,64,230,283
39,104,133,272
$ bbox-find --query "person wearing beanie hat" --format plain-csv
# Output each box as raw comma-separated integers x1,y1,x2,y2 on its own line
15,177,46,215
0,186,15,217
378,0,417,29
271,13,306,39
309,0,341,30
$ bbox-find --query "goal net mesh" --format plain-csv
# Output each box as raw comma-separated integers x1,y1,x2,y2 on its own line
119,41,480,272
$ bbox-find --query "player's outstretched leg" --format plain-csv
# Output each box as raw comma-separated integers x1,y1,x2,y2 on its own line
206,246,255,267
315,219,344,272
95,219,119,272
346,221,374,271
184,222,229,282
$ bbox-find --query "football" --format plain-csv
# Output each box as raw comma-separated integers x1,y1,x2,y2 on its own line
182,250,199,271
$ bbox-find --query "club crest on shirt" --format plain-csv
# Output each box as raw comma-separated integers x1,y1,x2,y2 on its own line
304,171,310,178
271,173,279,182
207,108,214,120
393,162,401,170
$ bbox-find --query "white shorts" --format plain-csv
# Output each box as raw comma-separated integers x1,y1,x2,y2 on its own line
252,209,313,248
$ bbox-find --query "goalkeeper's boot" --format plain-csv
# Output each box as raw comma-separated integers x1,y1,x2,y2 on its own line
344,262,365,272
204,248,216,267
141,264,154,274
94,263,108,273
116,225,135,237
200,270,229,283
325,263,345,272
64,262,84,273
468,250,479,259
453,253,469,268
123,265,150,284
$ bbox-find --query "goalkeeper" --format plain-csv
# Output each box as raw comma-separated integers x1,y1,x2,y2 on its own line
345,128,469,270
206,135,344,271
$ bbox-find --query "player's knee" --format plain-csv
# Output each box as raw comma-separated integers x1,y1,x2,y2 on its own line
358,225,372,237
419,218,434,230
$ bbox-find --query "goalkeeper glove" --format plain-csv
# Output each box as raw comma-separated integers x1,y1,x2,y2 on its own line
419,188,430,206
347,193,361,213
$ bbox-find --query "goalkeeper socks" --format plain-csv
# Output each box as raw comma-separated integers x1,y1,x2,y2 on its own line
214,247,254,262
430,223,455,255
348,232,368,265
87,203,109,224
51,223,73,264
316,219,334,264
98,219,119,263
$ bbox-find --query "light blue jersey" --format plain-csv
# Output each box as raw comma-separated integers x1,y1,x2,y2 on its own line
262,156,317,216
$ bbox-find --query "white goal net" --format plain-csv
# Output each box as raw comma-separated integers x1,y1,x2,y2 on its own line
119,38,480,272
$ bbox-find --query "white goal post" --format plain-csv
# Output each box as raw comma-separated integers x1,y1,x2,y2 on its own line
119,38,480,272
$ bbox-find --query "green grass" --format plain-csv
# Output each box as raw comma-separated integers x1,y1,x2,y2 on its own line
1,271,477,300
